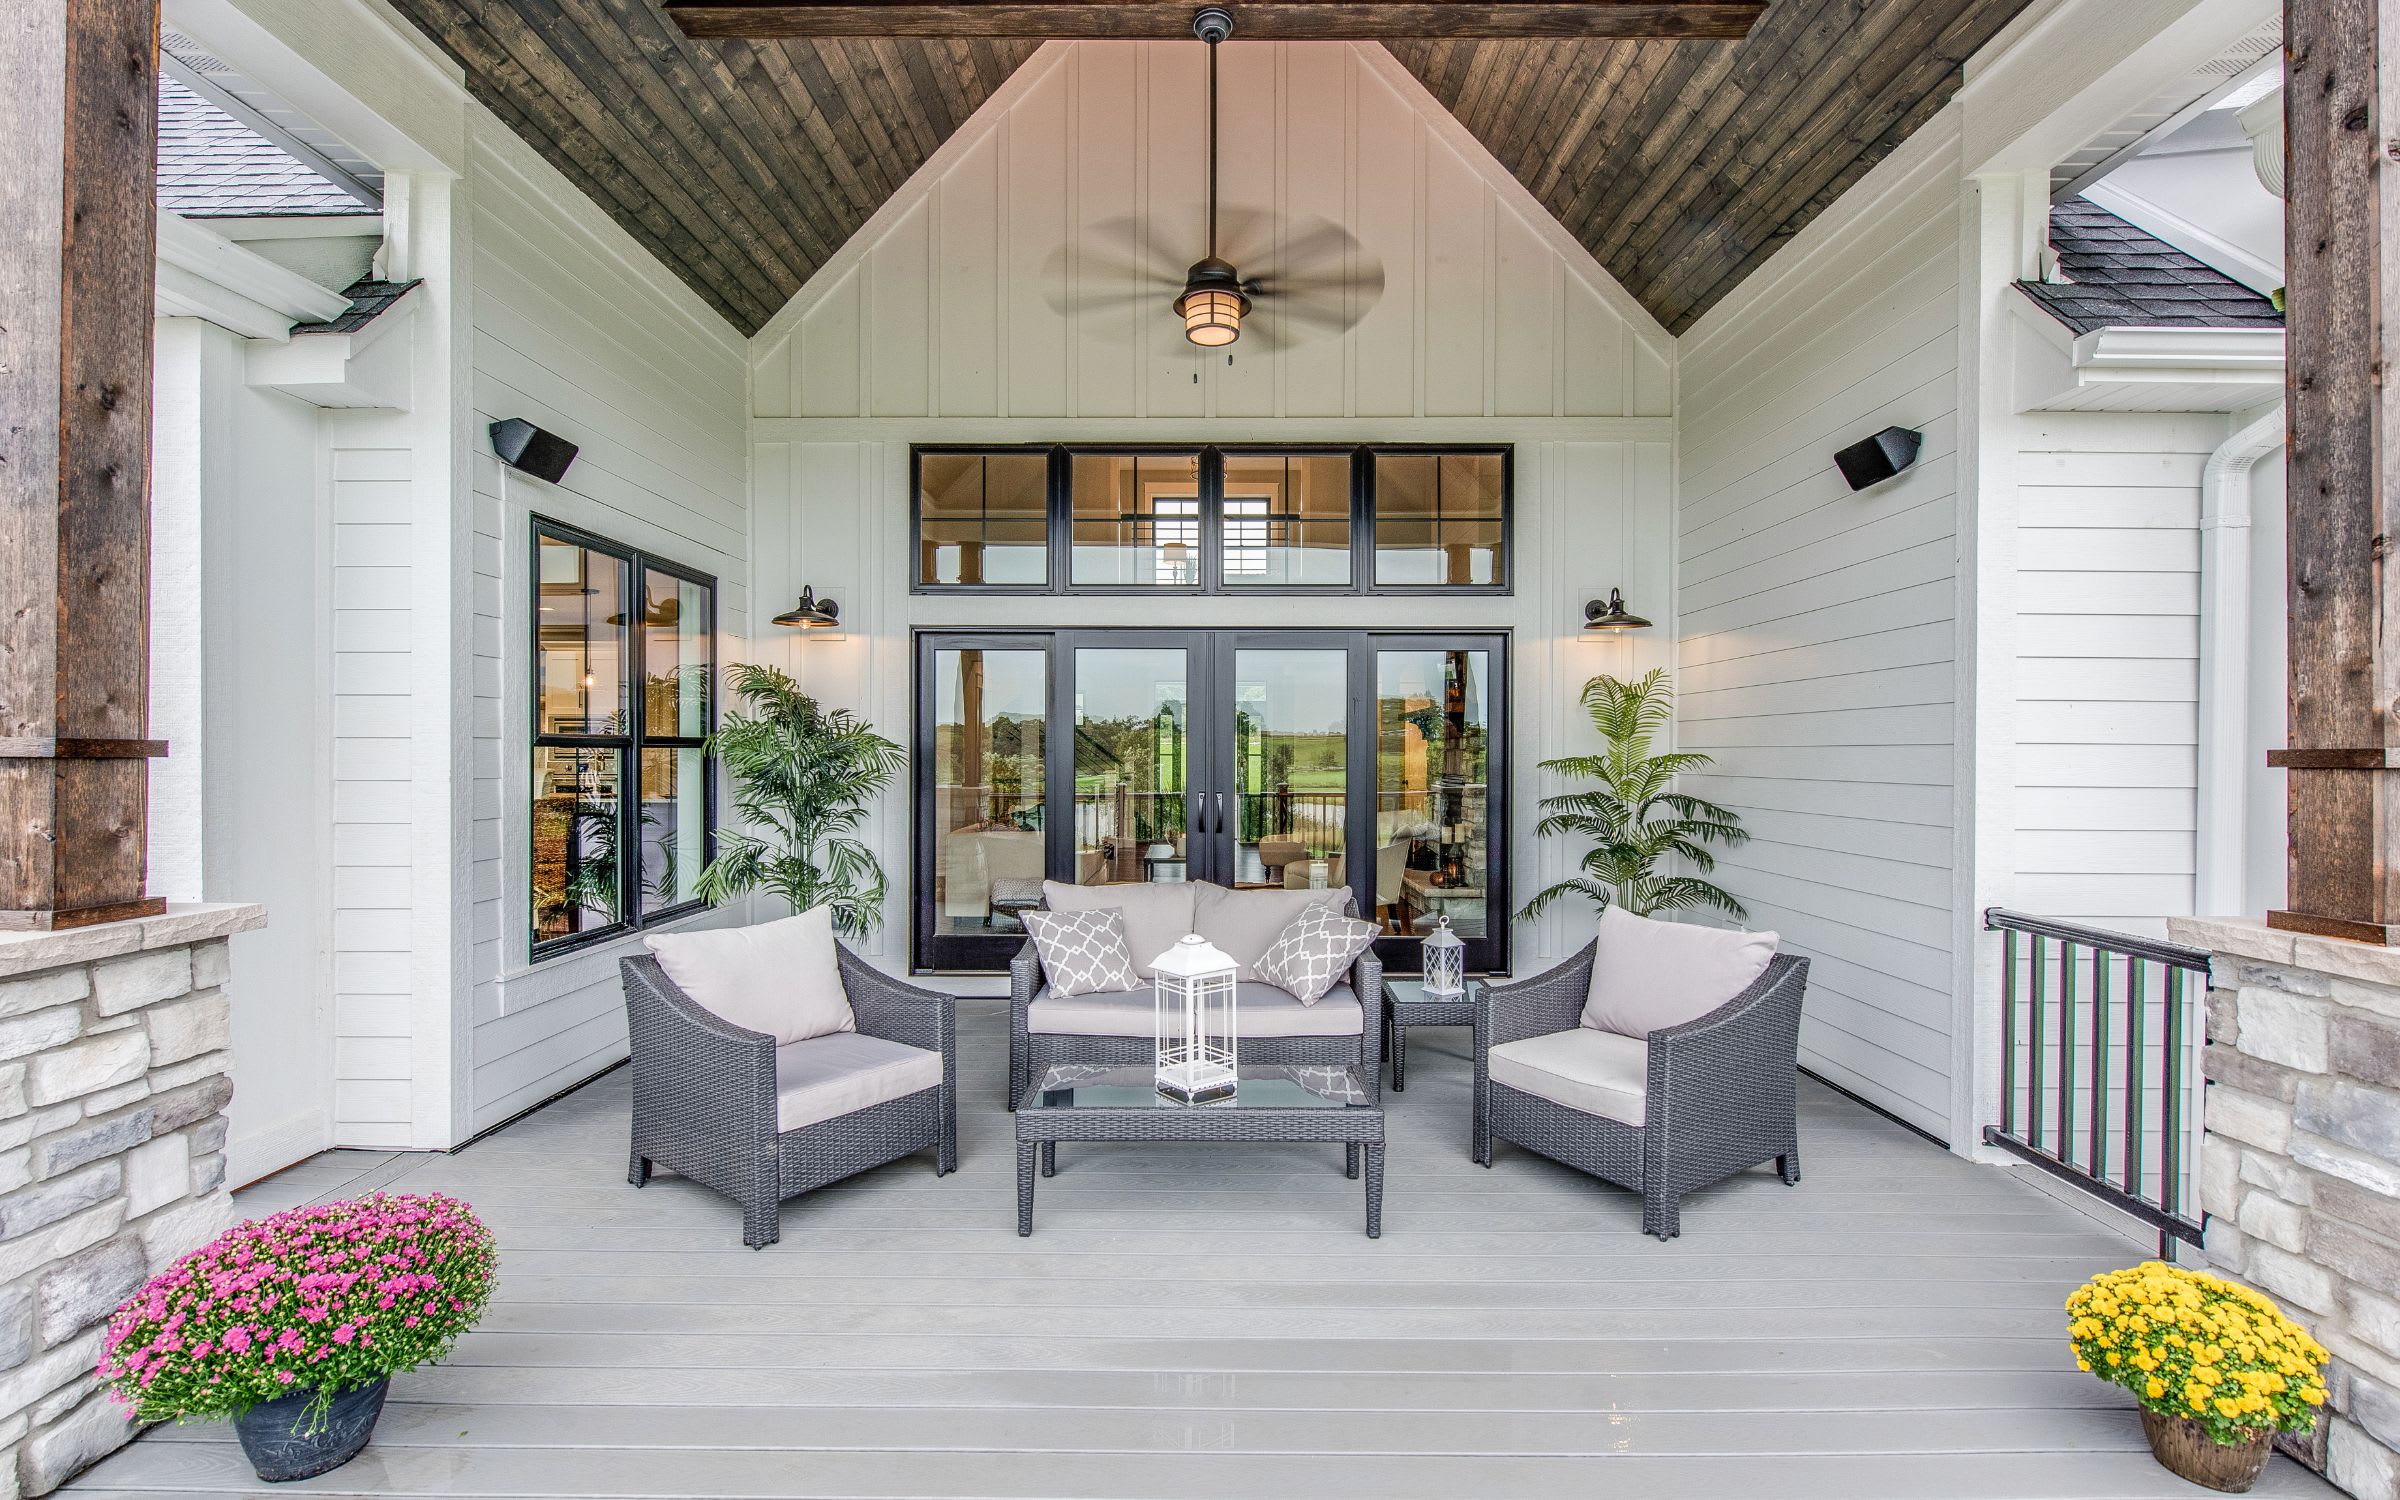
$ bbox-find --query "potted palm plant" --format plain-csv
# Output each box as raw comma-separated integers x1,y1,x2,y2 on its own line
694,664,906,936
1519,667,1749,920
98,1192,496,1482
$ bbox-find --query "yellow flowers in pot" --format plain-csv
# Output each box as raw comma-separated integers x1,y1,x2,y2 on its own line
2067,1263,2328,1446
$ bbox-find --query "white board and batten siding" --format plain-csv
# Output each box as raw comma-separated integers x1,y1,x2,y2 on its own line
462,119,751,1136
1674,113,1968,1144
749,39,1676,975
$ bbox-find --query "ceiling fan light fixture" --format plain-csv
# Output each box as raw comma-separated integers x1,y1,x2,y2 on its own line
1176,256,1249,347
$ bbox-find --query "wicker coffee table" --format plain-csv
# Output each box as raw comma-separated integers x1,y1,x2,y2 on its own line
1381,976,1480,1091
1014,1064,1386,1237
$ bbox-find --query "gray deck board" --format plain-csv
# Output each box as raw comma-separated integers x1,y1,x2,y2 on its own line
70,997,2337,1498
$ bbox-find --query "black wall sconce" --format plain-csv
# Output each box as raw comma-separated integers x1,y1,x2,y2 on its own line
772,586,841,630
1834,426,1922,491
489,418,578,484
1582,589,1652,632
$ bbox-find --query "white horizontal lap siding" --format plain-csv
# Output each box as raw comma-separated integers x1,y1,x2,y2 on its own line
330,437,418,1149
464,122,751,1135
2011,411,2214,943
1674,115,1966,1140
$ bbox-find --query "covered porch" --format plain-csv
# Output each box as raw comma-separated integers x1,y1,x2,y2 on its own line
67,1005,2335,1498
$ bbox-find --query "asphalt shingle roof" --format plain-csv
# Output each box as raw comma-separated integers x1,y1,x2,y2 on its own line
293,279,422,336
2015,199,2283,335
157,75,373,219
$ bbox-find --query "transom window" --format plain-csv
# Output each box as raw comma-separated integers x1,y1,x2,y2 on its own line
912,445,1509,596
531,520,717,960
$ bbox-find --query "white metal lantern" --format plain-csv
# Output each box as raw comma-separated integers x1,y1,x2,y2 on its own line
1154,933,1239,1103
1423,914,1467,999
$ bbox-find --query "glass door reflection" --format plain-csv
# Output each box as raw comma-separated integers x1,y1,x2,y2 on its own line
1069,647,1191,888
1229,649,1350,893
1376,648,1492,940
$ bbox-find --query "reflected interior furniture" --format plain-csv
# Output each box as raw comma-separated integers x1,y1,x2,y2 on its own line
1015,1064,1384,1237
1279,854,1345,891
1381,975,1480,1092
1401,868,1485,933
1474,942,1808,1239
622,947,957,1248
1009,881,1380,1109
1256,838,1306,884
942,824,1045,928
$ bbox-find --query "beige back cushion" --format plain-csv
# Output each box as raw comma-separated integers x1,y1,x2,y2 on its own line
1041,880,1198,977
1193,884,1355,980
645,906,855,1046
1581,905,1777,1039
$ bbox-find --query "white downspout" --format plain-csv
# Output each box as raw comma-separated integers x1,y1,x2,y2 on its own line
2194,403,2284,917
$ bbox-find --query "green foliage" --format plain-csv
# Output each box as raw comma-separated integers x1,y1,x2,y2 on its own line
1518,668,1749,922
694,665,906,938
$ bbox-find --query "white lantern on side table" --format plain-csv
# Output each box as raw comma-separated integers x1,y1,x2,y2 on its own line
1423,914,1467,1000
1154,933,1239,1103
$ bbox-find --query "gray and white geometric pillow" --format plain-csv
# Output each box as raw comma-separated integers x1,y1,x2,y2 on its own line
1256,904,1380,1006
1022,906,1141,998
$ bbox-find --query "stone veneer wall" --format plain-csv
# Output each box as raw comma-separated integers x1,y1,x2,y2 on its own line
0,905,263,1497
2170,915,2400,1500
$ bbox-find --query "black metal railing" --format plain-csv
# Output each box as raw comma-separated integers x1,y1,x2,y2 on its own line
1983,908,2210,1257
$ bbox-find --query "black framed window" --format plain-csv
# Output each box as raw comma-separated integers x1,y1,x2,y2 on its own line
532,520,717,960
911,444,1508,596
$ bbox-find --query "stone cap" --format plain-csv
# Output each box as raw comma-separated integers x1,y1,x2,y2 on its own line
0,903,268,980
2168,914,2400,989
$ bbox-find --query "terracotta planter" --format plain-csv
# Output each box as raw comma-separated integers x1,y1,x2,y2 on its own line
2141,1408,2273,1494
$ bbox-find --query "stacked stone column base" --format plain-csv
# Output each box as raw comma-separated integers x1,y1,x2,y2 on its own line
2173,916,2400,1500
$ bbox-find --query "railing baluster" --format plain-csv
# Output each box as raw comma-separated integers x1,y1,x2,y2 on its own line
1999,928,2018,1139
2124,958,2146,1200
2090,951,2111,1183
2027,935,2048,1153
2162,965,2186,1222
2058,941,2078,1168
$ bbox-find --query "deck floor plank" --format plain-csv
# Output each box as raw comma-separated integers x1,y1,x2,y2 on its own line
70,997,2337,1497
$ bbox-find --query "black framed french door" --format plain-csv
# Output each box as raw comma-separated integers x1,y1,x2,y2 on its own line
914,629,1509,975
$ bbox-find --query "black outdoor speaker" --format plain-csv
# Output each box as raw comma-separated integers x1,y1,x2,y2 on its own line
1833,425,1922,491
489,418,579,485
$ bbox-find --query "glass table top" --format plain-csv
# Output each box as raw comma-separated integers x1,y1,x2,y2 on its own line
1385,977,1482,1005
1027,1064,1371,1110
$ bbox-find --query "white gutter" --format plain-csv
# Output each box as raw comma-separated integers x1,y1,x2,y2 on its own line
2195,402,2284,917
2068,324,2285,375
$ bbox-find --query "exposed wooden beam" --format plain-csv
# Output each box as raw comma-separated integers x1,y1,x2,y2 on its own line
2273,0,2399,943
0,0,169,931
666,1,1765,41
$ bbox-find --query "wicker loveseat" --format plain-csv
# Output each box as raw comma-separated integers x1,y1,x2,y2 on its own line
1474,936,1808,1239
1008,880,1381,1108
622,945,956,1248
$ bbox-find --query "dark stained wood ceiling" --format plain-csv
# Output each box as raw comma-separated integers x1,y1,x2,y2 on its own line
388,0,2035,337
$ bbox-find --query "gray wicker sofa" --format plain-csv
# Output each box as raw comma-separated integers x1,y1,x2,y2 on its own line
622,947,956,1248
1474,941,1808,1239
1008,881,1381,1109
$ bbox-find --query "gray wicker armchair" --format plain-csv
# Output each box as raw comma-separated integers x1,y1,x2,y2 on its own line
1008,940,1382,1110
1474,941,1808,1239
622,946,956,1248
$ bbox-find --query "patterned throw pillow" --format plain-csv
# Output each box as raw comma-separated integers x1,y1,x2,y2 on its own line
1255,904,1380,1006
1022,907,1142,998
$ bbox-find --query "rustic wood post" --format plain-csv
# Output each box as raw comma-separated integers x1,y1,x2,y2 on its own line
0,0,169,930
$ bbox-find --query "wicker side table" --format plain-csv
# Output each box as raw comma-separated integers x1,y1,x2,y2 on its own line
1014,1065,1386,1237
1381,977,1479,1091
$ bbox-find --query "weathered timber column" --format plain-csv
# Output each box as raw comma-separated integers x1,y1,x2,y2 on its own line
0,0,169,931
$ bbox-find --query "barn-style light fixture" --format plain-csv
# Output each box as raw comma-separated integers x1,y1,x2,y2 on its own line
1582,589,1652,632
1173,8,1251,348
772,586,842,629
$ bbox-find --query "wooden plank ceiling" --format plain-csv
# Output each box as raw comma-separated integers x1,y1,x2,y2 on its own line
388,0,2036,336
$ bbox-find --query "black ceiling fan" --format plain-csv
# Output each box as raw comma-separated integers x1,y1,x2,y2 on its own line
1044,6,1385,351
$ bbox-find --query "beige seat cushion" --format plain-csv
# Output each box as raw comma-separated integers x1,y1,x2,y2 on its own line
645,907,853,1047
1027,980,1363,1039
1193,884,1349,979
1042,880,1197,977
1582,905,1778,1040
1489,1028,1649,1127
773,1031,942,1133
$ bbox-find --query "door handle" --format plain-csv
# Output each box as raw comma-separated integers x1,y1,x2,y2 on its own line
1213,792,1225,835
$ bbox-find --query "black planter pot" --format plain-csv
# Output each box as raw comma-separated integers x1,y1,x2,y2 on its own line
232,1377,389,1482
